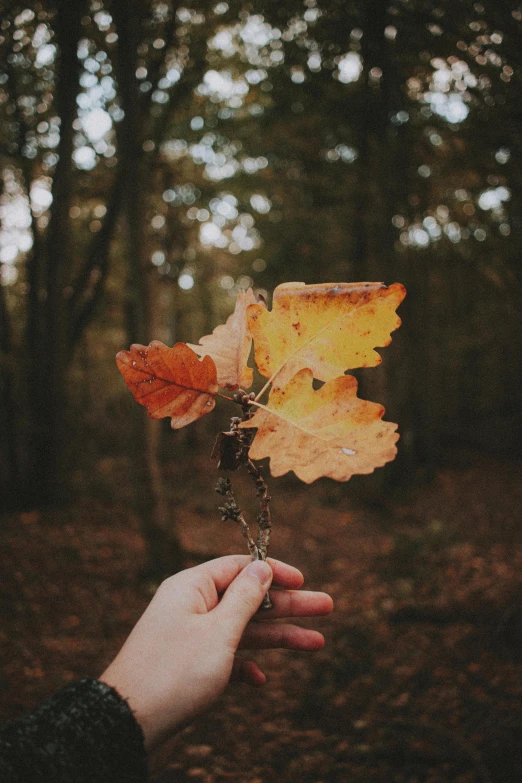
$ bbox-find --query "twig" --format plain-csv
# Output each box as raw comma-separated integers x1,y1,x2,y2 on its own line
216,476,258,559
216,475,272,611
213,390,273,610
247,459,272,559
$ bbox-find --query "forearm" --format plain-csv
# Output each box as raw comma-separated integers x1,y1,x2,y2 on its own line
0,678,147,783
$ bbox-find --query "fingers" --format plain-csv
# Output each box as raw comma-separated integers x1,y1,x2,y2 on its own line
213,560,274,643
189,555,304,595
253,590,334,621
266,557,305,590
230,657,266,687
238,622,325,651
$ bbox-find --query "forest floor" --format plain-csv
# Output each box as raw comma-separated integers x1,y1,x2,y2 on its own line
1,450,522,783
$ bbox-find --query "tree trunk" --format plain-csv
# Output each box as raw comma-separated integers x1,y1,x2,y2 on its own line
113,0,185,576
0,280,20,506
348,0,417,494
25,0,87,505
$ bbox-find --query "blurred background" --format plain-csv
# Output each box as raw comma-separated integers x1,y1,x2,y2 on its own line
1,1,521,781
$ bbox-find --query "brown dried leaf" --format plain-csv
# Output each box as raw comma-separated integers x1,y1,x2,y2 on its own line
239,369,399,483
188,288,257,389
248,281,406,388
116,341,218,429
211,432,242,471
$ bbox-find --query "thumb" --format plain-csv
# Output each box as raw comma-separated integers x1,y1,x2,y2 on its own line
214,559,273,646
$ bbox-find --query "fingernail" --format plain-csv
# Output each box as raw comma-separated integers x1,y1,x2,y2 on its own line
246,559,272,585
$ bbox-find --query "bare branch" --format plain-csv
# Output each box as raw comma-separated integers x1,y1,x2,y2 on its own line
247,459,272,559
216,475,272,611
216,476,259,559
213,391,273,610
69,167,126,352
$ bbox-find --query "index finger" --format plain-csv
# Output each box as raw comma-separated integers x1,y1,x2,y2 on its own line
267,557,305,590
189,554,304,594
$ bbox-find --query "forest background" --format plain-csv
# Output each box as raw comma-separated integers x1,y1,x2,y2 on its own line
1,1,522,782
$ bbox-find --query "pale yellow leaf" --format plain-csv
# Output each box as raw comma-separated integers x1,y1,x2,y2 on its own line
188,288,257,390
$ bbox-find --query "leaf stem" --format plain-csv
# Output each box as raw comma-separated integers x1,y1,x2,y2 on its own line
254,375,274,403
246,400,332,443
216,391,236,402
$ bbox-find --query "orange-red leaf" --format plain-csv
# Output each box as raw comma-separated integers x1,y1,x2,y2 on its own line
188,288,257,389
239,369,399,483
248,281,406,388
116,341,219,429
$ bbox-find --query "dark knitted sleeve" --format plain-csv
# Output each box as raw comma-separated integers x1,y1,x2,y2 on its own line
0,678,148,783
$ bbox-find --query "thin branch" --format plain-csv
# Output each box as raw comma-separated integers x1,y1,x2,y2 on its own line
143,24,210,174
141,3,180,109
216,476,259,559
69,167,126,352
215,474,272,611
213,390,273,610
247,459,272,558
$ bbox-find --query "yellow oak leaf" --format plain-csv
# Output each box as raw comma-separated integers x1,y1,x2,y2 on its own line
188,288,257,390
239,368,399,483
116,341,218,429
247,281,406,389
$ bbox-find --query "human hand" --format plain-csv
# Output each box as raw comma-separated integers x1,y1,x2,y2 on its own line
99,555,333,751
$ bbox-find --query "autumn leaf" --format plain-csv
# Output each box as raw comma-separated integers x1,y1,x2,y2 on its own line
239,368,399,483
248,281,406,389
188,288,257,390
116,341,218,429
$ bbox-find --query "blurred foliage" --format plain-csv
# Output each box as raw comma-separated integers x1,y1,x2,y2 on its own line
0,0,521,510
